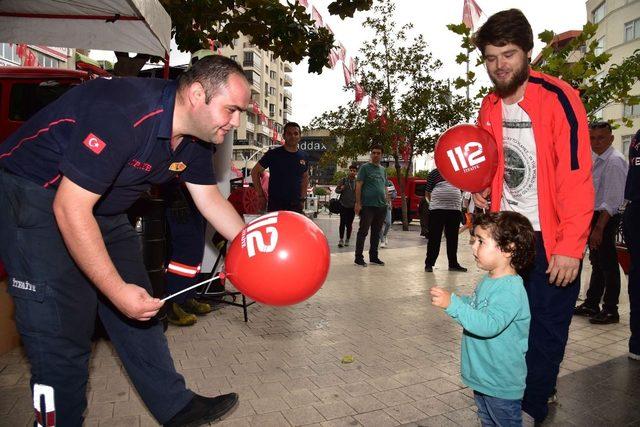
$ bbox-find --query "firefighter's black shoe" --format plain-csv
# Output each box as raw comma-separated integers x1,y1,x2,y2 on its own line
164,393,238,427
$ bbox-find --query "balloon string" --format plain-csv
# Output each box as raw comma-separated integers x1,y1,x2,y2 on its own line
161,274,220,302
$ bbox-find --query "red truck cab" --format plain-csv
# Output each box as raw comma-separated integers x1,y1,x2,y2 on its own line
0,67,89,143
0,67,90,278
389,176,426,222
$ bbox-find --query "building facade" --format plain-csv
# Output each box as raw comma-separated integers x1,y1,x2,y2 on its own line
0,43,74,69
586,0,640,154
219,35,293,150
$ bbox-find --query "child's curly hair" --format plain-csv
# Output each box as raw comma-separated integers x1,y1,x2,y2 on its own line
472,211,536,273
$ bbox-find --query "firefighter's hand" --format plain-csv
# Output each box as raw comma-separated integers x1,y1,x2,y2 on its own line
110,283,164,321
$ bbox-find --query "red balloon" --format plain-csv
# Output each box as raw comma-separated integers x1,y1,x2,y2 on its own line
224,211,330,306
434,124,498,193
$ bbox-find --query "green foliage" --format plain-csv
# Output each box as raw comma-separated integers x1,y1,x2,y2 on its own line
158,0,372,74
314,187,329,195
414,169,430,179
534,23,640,126
445,23,487,108
328,0,373,19
385,167,411,177
311,0,470,167
331,170,347,184
310,0,470,228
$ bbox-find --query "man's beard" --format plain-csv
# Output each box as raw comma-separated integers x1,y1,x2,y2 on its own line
490,59,530,99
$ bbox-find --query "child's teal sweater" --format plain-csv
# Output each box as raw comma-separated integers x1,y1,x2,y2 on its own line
445,274,530,400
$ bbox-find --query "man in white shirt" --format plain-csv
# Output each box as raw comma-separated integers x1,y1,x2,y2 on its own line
574,122,627,324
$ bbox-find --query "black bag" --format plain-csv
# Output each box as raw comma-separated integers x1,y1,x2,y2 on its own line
329,198,342,214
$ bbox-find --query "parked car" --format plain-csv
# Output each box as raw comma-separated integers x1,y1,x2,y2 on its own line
388,176,427,223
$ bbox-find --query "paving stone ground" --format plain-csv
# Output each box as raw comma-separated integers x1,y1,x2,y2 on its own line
0,213,636,426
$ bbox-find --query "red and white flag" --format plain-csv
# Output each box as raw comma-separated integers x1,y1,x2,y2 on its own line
337,43,346,62
16,44,27,62
328,49,339,68
342,62,352,86
27,50,38,66
208,39,222,55
355,83,365,103
230,162,243,178
367,97,378,121
462,0,483,30
401,144,411,163
298,0,309,8
82,133,106,155
379,112,388,132
311,6,324,28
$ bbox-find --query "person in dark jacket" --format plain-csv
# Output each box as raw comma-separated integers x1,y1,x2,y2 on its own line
0,55,249,426
336,164,357,247
624,128,640,361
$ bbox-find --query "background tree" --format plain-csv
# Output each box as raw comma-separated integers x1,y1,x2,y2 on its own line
535,24,640,127
311,0,470,229
112,0,373,76
448,22,640,126
331,170,347,185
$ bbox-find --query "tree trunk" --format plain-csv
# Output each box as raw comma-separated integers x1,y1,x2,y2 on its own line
403,154,413,231
394,155,409,231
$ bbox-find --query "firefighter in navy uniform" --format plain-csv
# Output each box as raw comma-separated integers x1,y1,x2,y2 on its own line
0,56,250,426
164,179,212,326
625,128,640,361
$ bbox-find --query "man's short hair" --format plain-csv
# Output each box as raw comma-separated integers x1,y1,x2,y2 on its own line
284,122,301,133
590,121,612,132
349,163,358,170
177,55,246,103
370,143,384,153
473,9,534,56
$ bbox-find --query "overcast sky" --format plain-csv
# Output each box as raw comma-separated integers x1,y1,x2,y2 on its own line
90,1,588,127
288,0,588,126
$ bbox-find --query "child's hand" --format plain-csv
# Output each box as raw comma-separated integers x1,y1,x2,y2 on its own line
430,287,451,308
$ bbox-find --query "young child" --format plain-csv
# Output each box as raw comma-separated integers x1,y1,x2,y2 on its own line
430,211,535,426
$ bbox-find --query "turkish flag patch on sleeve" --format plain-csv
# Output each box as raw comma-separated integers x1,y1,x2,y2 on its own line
82,133,107,155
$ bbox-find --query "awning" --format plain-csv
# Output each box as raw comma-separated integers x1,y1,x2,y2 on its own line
0,0,171,58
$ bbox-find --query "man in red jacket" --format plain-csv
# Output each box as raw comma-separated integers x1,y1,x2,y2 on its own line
472,9,594,423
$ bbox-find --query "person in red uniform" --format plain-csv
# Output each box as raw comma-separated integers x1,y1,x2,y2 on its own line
471,9,594,423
